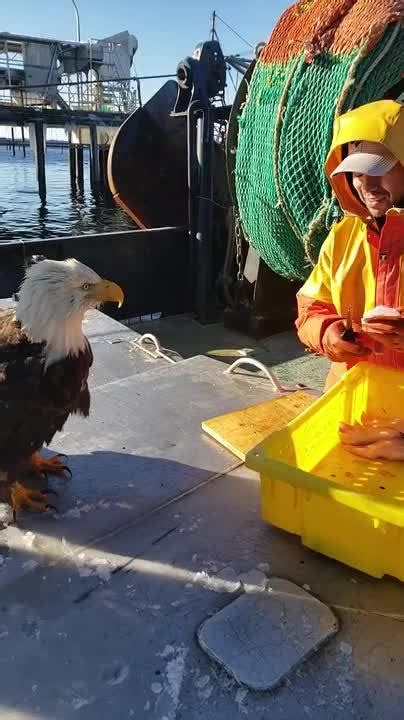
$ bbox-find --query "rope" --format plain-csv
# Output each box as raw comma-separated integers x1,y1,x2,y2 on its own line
261,586,404,623
348,20,402,108
302,199,331,267
272,54,304,247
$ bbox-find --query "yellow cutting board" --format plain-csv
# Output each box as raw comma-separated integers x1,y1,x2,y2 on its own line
202,390,316,461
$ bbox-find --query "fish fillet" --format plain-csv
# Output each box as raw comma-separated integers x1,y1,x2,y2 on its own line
361,413,404,434
347,438,404,461
339,422,401,446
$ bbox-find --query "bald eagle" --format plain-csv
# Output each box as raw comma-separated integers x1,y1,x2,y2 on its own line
0,258,124,521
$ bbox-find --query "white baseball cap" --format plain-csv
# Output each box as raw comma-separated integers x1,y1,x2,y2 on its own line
331,140,398,177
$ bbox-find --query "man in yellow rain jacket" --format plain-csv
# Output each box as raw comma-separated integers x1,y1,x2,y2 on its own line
296,100,404,390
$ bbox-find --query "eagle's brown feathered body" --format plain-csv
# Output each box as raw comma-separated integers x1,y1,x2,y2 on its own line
0,257,123,518
0,308,93,496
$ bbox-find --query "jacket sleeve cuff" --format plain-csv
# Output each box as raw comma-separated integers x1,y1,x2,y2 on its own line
318,315,342,353
296,295,341,355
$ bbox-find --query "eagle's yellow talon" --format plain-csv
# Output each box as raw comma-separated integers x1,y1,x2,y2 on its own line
11,482,57,522
29,452,71,478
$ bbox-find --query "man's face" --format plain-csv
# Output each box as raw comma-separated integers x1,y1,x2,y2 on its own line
352,162,404,217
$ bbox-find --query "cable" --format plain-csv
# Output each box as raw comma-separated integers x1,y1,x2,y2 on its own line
228,69,237,93
196,195,230,211
215,13,254,50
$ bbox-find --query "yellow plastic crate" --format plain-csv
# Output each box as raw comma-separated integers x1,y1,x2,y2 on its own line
246,363,404,580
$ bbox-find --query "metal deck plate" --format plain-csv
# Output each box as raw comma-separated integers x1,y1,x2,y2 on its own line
197,578,338,691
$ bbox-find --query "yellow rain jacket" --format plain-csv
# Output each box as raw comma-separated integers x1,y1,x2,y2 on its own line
296,100,404,390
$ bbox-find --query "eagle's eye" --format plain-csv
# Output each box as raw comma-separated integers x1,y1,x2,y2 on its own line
82,283,90,291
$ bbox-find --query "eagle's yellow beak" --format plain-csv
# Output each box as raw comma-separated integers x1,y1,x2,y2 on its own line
88,279,124,308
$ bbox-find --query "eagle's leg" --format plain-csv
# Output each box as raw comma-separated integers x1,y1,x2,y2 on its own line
28,451,71,479
10,482,57,522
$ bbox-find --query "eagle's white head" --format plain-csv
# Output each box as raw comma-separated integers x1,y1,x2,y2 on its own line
15,258,124,366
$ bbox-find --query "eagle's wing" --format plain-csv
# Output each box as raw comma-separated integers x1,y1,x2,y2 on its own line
0,309,93,466
41,341,93,421
0,309,48,463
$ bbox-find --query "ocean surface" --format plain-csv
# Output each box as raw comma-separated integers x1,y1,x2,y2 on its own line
0,144,136,243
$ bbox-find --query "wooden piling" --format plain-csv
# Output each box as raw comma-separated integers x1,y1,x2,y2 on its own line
34,122,46,203
10,127,16,157
98,147,105,184
89,125,100,193
101,146,114,204
69,145,77,189
76,146,84,188
21,126,26,158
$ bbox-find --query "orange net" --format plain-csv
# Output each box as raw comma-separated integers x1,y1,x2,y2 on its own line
261,0,404,64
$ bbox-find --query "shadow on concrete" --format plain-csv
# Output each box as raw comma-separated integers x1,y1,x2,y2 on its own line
1,452,404,719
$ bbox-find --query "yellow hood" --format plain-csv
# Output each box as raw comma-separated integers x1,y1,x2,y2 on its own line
325,100,404,218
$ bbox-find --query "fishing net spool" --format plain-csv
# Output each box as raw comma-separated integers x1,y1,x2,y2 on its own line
232,0,404,282
226,58,301,338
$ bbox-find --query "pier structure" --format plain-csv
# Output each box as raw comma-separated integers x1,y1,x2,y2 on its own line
0,30,139,200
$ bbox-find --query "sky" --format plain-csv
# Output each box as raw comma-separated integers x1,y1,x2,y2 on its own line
1,0,292,102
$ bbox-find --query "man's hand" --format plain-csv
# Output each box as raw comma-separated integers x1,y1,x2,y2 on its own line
322,320,370,363
362,309,404,352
